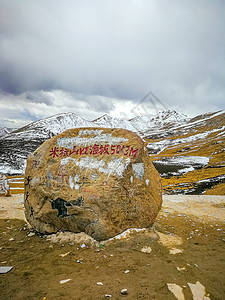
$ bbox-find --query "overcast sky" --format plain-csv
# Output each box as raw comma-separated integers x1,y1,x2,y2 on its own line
0,0,224,128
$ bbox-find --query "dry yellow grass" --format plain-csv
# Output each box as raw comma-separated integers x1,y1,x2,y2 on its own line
147,111,225,195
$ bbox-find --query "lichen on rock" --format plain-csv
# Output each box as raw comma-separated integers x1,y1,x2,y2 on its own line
24,127,162,240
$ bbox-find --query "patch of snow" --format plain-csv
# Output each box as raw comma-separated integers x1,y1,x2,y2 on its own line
156,156,209,166
132,163,145,179
60,156,131,178
103,228,147,242
57,133,129,148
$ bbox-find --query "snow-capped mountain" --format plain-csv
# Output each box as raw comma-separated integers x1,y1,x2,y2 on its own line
92,114,137,132
129,110,189,133
4,112,96,140
0,127,14,137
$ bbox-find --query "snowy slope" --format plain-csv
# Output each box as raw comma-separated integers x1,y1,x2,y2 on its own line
3,112,97,140
145,110,225,194
92,114,137,132
129,115,155,132
0,127,14,137
129,110,189,133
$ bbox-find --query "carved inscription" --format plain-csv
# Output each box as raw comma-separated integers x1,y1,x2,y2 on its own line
49,144,139,159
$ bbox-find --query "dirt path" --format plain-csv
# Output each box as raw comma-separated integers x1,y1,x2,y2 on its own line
0,195,224,300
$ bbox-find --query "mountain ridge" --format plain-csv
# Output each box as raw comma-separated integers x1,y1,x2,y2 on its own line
2,109,189,140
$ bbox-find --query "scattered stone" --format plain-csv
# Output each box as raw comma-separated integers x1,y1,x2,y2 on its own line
97,282,103,286
176,266,186,272
140,246,152,254
194,264,199,267
105,295,112,298
121,288,128,295
60,279,71,284
0,266,13,274
124,270,130,274
188,281,211,300
167,283,185,300
76,260,82,263
8,238,14,241
170,248,183,255
24,127,162,240
27,232,35,237
80,243,86,248
59,252,70,257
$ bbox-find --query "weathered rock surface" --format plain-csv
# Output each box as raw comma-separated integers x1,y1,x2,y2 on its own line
24,127,162,240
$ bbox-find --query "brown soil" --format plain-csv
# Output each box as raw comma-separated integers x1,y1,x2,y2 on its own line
0,195,224,300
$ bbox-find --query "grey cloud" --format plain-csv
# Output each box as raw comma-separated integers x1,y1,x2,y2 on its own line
25,92,53,105
0,0,224,116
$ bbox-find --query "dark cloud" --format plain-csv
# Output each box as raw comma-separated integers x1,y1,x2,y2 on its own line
0,0,224,126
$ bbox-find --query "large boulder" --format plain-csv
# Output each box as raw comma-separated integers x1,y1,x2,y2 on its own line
24,128,162,240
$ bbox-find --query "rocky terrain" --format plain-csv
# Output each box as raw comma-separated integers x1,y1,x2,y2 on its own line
0,109,224,194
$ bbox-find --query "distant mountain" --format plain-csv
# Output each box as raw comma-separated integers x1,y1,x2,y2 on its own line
92,114,137,132
129,110,189,133
0,127,15,137
4,112,96,140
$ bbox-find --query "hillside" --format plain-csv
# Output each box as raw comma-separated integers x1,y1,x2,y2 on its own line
145,110,225,195
0,110,224,195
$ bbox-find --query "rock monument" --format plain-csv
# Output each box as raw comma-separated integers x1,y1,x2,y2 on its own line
24,128,162,240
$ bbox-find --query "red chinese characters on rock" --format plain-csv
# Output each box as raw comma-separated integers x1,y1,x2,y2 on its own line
49,144,139,159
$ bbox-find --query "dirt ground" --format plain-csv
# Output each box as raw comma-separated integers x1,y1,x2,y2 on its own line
0,194,224,300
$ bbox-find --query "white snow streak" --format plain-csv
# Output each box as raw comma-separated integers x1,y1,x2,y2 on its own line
60,156,130,178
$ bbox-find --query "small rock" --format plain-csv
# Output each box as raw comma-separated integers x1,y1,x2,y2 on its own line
176,266,186,272
27,232,35,237
59,252,70,257
141,246,152,254
105,294,112,298
167,283,185,300
124,270,130,274
60,279,71,284
9,238,14,241
169,248,183,255
97,282,103,286
76,260,82,263
80,243,86,248
121,288,128,295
